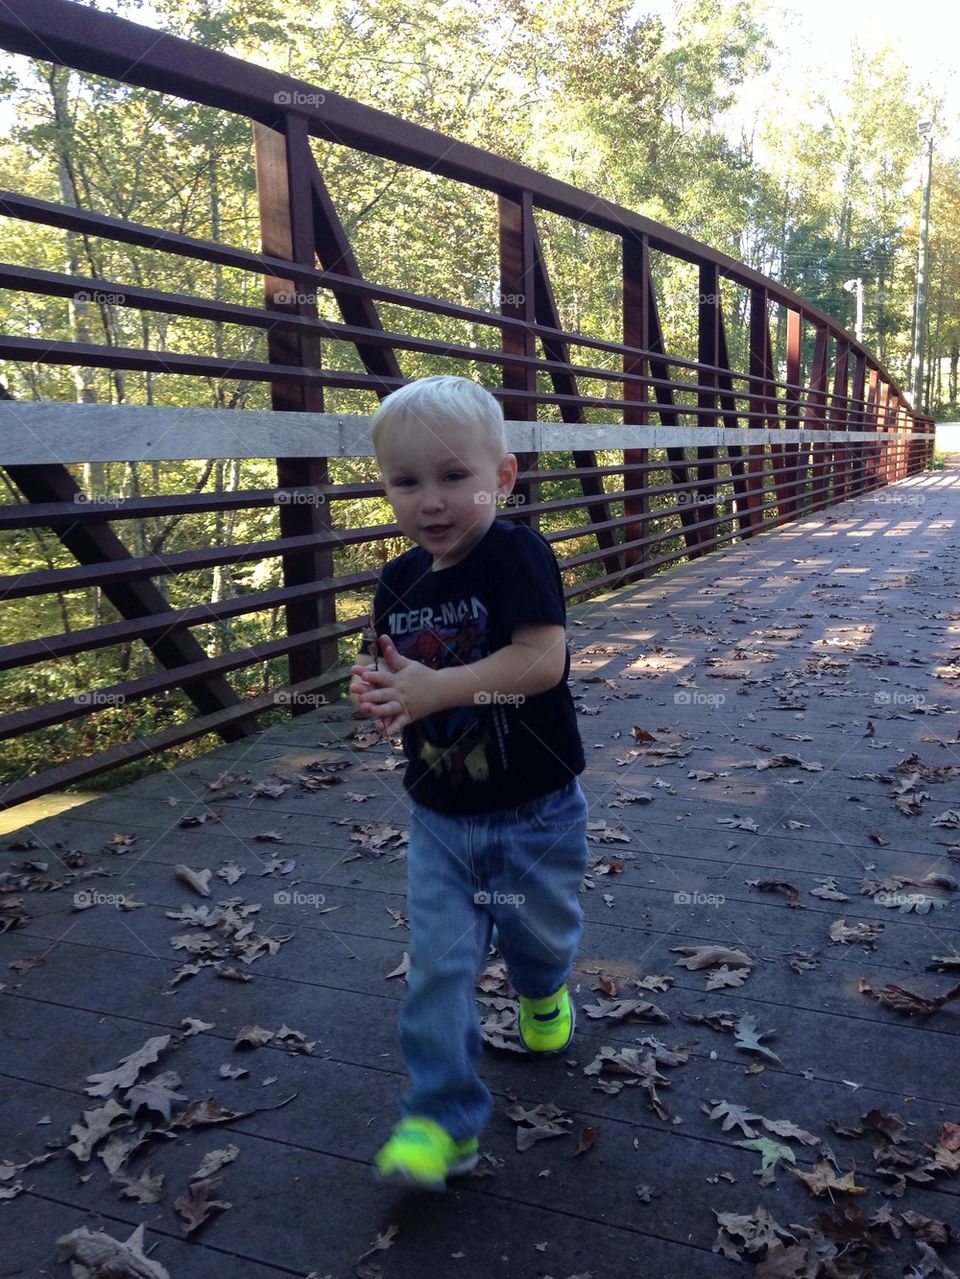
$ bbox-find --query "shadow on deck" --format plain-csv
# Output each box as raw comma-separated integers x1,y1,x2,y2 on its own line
2,470,960,1278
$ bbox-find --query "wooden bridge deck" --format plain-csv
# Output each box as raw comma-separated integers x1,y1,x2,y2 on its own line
3,470,960,1278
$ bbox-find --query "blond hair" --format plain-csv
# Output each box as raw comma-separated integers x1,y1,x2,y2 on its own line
370,375,507,462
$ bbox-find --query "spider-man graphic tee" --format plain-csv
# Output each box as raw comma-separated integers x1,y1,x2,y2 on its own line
371,518,585,815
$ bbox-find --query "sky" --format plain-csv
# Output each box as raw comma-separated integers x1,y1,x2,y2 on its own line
646,0,959,160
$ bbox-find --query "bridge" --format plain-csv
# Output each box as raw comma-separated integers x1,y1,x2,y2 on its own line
0,3,955,1276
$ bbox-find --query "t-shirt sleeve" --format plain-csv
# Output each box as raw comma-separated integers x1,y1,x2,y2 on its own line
498,528,566,633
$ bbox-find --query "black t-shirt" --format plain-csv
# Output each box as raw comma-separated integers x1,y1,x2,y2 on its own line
371,519,585,815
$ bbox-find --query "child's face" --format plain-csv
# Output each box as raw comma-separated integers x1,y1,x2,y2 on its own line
377,415,517,570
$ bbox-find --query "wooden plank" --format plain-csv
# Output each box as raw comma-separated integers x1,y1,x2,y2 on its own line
0,401,928,465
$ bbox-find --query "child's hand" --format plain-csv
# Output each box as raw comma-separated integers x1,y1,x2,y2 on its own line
349,634,437,735
348,672,376,716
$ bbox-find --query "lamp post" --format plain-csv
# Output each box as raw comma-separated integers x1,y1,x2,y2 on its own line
843,277,863,343
911,122,934,412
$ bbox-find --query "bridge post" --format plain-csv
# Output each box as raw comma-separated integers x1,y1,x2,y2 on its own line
747,288,771,532
623,234,650,579
831,340,850,503
696,264,720,550
254,114,339,706
498,191,539,531
783,309,804,516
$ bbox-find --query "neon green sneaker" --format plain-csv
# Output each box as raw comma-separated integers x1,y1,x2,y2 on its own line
374,1116,480,1191
518,985,575,1054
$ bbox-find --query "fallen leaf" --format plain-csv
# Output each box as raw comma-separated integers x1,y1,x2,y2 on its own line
192,1145,240,1181
581,996,669,1023
828,917,884,947
860,979,960,1016
85,1036,172,1099
174,865,212,897
733,1014,781,1063
173,1174,231,1234
385,953,410,981
746,879,804,908
504,1101,572,1151
234,1024,274,1050
790,1158,867,1196
712,1206,795,1260
810,878,850,902
574,1127,597,1156
737,1136,796,1181
356,1223,400,1265
704,1099,763,1138
705,966,751,990
56,1223,170,1278
671,945,754,971
67,1099,132,1162
115,1165,165,1204
124,1071,187,1123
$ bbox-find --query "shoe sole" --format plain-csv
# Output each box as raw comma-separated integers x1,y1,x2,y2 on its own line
373,1150,479,1192
519,999,575,1055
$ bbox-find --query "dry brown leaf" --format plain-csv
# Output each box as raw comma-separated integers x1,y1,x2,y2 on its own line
85,1036,172,1099
385,953,410,981
705,966,751,990
55,1223,169,1279
582,996,669,1023
233,1024,274,1049
174,864,212,897
747,879,804,908
828,918,884,947
810,878,850,902
115,1165,165,1204
191,1145,240,1181
574,1126,598,1156
124,1071,187,1122
173,1174,231,1235
504,1101,572,1151
671,945,754,970
169,1099,242,1130
67,1099,132,1163
860,979,960,1016
790,1158,867,1196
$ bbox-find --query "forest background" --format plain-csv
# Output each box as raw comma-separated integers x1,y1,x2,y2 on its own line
0,0,957,793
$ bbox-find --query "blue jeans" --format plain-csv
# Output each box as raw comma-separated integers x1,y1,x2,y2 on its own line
397,777,589,1141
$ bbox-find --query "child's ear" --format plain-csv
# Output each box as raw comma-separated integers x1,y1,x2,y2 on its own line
499,452,518,486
